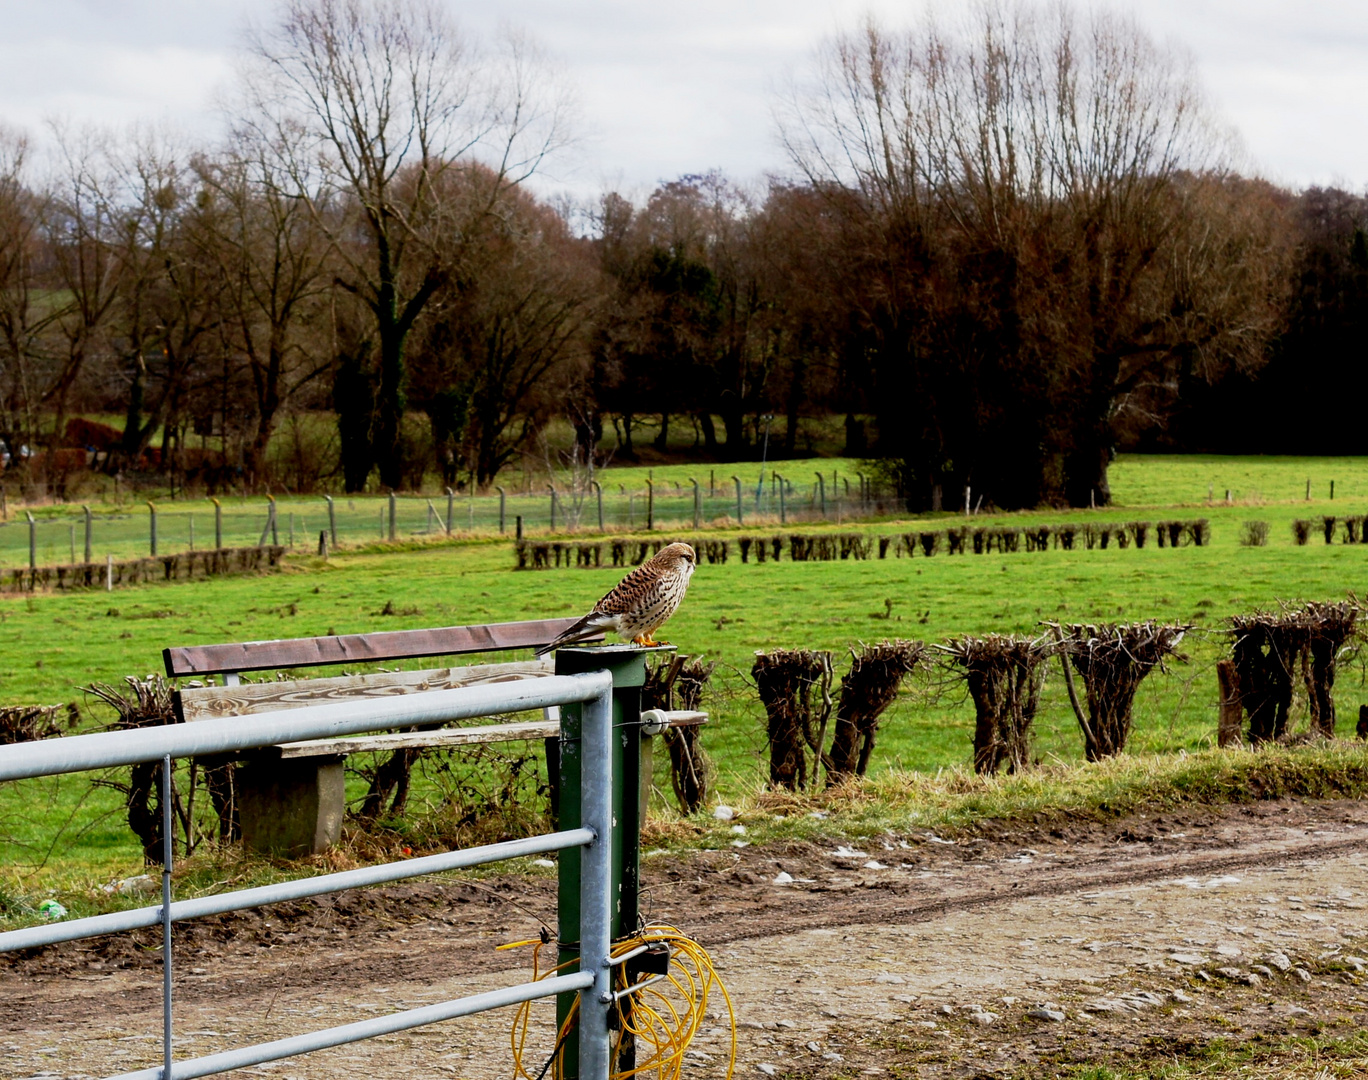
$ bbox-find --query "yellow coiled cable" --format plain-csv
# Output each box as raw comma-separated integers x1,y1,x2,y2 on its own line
505,925,736,1080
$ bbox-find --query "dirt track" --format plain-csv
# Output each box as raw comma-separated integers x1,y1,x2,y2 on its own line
4,797,1368,1078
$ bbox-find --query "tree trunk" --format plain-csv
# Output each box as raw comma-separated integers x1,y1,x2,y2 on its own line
784,356,807,455
653,412,669,451
1216,659,1243,747
373,326,407,490
1308,636,1338,738
334,345,375,493
719,403,746,460
696,412,718,452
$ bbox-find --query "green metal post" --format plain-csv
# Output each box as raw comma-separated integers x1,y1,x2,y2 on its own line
553,643,655,1080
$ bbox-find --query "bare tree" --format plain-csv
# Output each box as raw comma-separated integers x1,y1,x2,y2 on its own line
0,127,47,454
239,0,574,490
193,138,334,482
776,1,1286,506
40,125,125,455
409,177,598,487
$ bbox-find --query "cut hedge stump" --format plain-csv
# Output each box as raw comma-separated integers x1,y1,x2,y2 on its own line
1229,601,1361,743
1051,622,1190,760
940,635,1054,775
826,641,928,784
752,649,832,791
644,655,717,814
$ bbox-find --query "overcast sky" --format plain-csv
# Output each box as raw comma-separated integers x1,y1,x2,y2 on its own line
0,0,1364,199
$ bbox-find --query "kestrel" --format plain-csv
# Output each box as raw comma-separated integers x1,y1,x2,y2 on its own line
537,542,697,655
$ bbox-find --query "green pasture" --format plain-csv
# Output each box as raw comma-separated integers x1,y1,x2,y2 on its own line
3,453,1368,896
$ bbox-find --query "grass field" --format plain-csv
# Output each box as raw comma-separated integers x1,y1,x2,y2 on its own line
3,454,1368,897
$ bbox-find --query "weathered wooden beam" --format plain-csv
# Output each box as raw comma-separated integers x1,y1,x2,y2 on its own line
276,719,562,759
162,616,602,678
174,659,554,723
273,711,707,759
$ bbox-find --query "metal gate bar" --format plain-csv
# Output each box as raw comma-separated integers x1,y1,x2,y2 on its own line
110,971,595,1080
0,670,616,1080
0,828,596,954
0,675,600,781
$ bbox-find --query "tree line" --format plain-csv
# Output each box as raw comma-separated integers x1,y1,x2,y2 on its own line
0,0,1361,510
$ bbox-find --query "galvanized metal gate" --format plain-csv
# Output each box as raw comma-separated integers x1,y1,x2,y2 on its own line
0,671,617,1080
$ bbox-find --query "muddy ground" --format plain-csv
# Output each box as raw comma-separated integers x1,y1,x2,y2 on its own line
3,797,1368,1079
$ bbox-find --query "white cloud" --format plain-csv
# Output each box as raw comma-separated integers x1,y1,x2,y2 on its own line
0,0,1361,194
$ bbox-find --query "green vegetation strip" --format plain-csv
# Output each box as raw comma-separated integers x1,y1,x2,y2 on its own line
1044,1030,1368,1079
675,743,1368,850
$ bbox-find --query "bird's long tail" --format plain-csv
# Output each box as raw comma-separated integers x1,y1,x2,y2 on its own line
535,613,613,657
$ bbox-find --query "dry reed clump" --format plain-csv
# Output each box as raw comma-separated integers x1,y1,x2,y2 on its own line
1050,622,1190,761
1228,600,1362,744
938,635,1055,775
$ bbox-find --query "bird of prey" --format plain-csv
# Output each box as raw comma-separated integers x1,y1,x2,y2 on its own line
537,542,697,655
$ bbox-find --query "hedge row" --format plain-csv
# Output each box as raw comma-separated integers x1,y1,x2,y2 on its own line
3,546,287,593
513,520,1211,570
1293,516,1368,545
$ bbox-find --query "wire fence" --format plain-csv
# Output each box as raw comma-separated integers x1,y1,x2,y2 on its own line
0,475,903,571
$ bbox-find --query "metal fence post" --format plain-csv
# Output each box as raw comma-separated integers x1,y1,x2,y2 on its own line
213,497,223,550
645,479,653,532
690,478,700,529
549,486,557,531
732,476,742,526
446,488,455,535
554,648,648,1080
816,472,826,518
161,753,174,1080
496,486,506,534
388,492,396,541
189,515,195,552
778,476,786,524
148,501,158,556
26,511,34,571
325,495,336,548
83,505,92,563
577,679,613,1080
592,481,602,532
